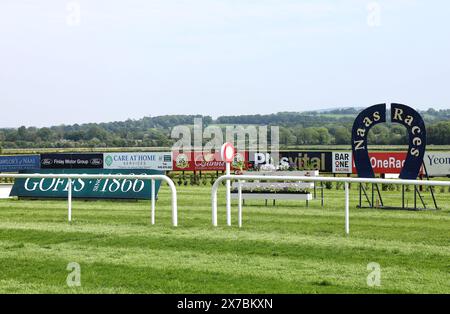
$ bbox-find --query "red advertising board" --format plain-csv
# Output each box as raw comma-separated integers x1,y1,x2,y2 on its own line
173,150,421,174
352,152,422,175
172,151,249,171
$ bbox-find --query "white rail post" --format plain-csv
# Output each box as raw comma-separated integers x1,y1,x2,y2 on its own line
172,193,178,227
165,177,178,227
238,180,242,228
151,179,155,225
212,180,219,226
221,142,235,227
345,182,349,235
226,162,231,226
68,178,72,222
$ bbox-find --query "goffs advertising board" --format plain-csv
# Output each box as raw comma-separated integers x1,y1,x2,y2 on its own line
104,152,173,171
423,152,450,176
9,169,163,200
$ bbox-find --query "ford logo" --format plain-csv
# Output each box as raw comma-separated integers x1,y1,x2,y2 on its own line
41,159,53,165
90,158,102,165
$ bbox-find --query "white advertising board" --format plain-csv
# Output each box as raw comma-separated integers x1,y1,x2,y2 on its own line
332,151,353,174
423,152,450,176
104,152,173,170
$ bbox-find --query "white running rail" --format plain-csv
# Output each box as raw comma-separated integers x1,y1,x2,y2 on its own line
0,173,178,226
211,174,450,234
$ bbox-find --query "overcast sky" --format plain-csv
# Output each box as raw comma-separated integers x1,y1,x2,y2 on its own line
0,0,449,127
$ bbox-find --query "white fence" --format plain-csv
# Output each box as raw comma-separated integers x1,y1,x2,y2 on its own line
0,173,178,226
211,175,450,234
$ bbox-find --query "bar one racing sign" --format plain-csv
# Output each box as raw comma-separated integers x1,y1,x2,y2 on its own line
332,152,352,173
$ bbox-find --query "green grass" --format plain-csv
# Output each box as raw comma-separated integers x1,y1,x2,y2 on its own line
0,185,449,293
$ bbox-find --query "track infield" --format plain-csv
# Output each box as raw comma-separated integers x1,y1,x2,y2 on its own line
0,185,449,293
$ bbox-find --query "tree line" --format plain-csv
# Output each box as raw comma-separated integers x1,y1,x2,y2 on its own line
0,108,449,150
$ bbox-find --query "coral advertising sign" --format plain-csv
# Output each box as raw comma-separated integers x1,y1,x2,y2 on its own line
172,151,248,171
351,152,421,175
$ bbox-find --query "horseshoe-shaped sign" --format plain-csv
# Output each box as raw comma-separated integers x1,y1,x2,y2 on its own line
352,103,426,180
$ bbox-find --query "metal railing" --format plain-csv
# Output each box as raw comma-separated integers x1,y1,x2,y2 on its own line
0,173,178,226
211,175,450,234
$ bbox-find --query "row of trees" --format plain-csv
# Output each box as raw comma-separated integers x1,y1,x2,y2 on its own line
1,109,449,149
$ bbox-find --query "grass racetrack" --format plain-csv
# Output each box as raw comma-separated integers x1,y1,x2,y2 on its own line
0,184,449,293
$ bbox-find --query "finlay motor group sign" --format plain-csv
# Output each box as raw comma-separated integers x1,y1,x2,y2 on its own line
104,152,173,170
423,152,450,176
41,153,103,169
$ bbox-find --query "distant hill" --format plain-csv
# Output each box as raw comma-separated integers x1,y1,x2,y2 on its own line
1,108,449,150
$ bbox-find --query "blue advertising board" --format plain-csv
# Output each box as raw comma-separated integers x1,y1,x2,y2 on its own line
0,155,40,172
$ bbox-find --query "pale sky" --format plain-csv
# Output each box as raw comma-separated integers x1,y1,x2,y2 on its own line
0,0,449,127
